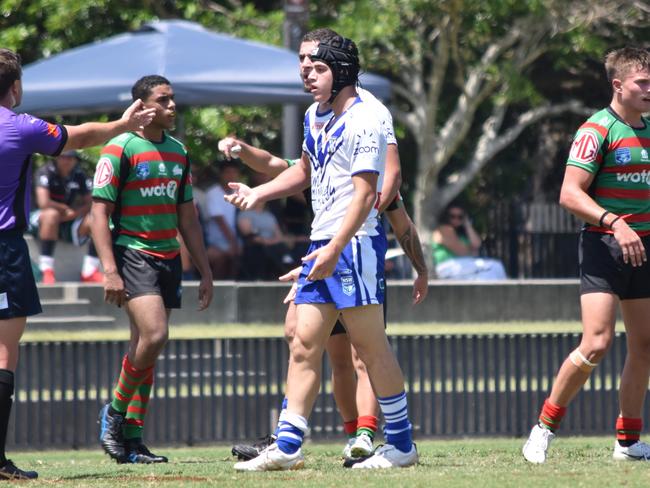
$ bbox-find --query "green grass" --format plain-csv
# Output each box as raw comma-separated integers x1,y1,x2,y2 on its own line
21,321,584,342
11,437,650,487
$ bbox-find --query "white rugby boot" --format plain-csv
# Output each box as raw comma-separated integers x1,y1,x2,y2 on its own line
351,443,418,469
522,424,555,464
613,440,650,461
234,443,305,471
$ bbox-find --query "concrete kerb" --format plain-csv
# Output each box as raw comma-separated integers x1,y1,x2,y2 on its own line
36,279,583,326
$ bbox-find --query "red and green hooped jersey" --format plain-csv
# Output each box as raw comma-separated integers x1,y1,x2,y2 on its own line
567,107,650,234
92,132,193,258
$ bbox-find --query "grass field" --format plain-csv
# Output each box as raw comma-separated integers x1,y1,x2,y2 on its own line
10,437,650,487
21,321,585,342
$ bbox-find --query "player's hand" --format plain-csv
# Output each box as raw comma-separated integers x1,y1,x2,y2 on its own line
302,244,340,281
224,182,260,210
103,270,126,308
121,99,156,131
279,266,302,303
61,206,76,221
412,273,429,305
612,218,647,267
197,275,213,311
218,137,243,159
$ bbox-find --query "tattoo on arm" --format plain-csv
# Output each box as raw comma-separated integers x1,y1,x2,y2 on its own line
397,223,428,275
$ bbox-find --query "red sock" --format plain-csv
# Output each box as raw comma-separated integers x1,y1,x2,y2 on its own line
616,417,642,446
344,420,357,438
356,415,378,440
538,399,566,432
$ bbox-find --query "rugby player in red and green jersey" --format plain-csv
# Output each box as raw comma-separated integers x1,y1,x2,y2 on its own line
90,75,213,464
524,47,650,464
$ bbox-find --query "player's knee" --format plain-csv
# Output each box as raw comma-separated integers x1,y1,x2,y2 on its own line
143,328,169,352
569,345,604,373
39,208,61,225
328,349,353,375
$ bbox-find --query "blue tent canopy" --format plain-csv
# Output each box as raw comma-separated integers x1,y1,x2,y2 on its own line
19,19,391,116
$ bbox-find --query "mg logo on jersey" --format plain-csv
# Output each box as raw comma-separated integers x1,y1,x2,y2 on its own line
615,148,632,165
140,181,178,198
158,163,167,175
641,149,649,161
93,158,113,189
570,129,600,164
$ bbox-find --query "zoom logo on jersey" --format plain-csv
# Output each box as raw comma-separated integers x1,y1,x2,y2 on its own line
616,171,650,185
140,181,178,198
353,145,379,156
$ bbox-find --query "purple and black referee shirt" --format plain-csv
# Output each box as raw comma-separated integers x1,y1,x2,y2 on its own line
0,106,67,232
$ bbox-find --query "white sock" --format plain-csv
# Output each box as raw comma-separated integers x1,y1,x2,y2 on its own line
82,256,100,276
39,255,54,271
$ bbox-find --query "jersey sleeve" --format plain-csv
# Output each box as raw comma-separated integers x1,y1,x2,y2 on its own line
178,157,194,204
566,122,608,174
91,142,125,203
348,117,383,176
378,104,397,146
17,114,67,156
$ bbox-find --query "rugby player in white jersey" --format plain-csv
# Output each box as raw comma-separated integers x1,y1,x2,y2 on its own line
225,35,418,471
221,28,427,466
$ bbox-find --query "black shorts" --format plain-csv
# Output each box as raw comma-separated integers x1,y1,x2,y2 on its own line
0,231,42,319
329,283,388,335
579,230,650,300
114,246,182,309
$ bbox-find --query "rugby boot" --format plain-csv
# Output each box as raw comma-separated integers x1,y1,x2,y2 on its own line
98,403,126,462
231,434,277,461
124,439,168,464
0,459,38,480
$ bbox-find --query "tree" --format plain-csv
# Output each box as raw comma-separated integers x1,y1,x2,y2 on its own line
325,0,650,237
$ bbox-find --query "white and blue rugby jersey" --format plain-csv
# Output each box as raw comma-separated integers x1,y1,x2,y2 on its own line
302,88,396,146
302,97,387,240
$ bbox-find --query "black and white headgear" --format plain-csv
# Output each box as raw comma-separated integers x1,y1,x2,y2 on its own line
310,35,360,103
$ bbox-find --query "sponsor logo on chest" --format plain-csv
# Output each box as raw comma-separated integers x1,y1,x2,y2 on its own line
140,180,178,198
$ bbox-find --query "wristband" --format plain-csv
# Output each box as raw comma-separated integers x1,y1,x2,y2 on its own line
598,211,611,228
608,215,622,230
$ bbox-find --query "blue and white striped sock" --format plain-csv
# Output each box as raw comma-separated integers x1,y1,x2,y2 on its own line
378,391,413,453
273,397,289,437
275,410,308,454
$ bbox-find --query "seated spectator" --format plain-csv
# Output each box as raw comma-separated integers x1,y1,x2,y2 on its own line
237,202,294,280
204,161,241,279
28,150,102,283
432,204,507,280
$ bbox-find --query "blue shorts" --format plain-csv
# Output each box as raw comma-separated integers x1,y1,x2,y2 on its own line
295,233,386,310
0,230,42,319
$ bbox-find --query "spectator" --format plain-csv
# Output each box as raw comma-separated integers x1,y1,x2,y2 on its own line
204,160,241,279
432,204,507,280
29,150,102,283
237,202,294,280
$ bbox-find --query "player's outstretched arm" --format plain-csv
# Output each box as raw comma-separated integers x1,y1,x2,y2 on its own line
218,137,289,178
385,205,429,304
225,153,311,210
177,202,214,310
89,199,126,307
63,100,155,150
